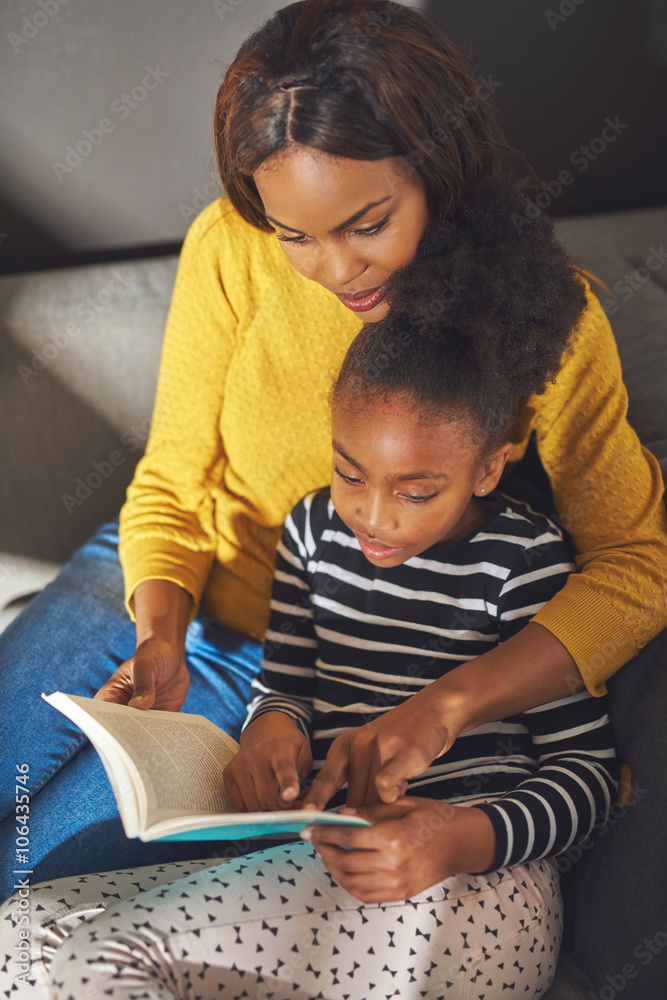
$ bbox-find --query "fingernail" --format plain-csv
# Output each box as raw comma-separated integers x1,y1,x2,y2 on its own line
302,803,318,810
300,827,313,840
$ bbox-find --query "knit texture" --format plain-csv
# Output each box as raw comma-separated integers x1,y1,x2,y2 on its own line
118,198,667,696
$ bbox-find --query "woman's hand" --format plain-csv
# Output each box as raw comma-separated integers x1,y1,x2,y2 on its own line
224,712,313,812
95,579,193,711
302,798,496,904
302,692,453,810
94,636,190,712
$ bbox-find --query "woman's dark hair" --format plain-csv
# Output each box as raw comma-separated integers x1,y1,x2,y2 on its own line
332,180,589,456
215,0,523,229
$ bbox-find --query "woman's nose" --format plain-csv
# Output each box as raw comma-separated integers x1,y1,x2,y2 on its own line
311,243,367,291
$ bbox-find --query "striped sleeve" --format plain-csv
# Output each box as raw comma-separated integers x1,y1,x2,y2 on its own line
243,495,319,742
474,690,618,870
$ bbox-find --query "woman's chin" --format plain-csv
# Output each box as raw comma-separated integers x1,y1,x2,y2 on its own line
362,298,390,322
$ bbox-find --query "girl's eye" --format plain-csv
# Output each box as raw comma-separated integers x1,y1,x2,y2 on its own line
401,492,438,504
334,465,363,485
277,214,390,245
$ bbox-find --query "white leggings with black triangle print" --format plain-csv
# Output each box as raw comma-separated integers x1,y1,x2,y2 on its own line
2,840,562,1000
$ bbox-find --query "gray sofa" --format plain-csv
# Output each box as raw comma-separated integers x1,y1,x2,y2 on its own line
1,205,666,999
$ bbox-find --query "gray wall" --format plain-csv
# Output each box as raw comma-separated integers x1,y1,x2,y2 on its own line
426,0,667,217
1,0,279,263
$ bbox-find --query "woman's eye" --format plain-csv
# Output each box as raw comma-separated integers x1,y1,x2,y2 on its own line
402,492,438,503
334,465,363,485
277,215,390,246
350,214,390,237
276,233,309,245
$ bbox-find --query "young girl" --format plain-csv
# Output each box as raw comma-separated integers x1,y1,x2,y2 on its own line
0,0,663,992
20,182,616,1000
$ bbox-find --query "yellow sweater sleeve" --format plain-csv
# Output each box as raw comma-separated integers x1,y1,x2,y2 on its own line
118,204,240,621
531,279,667,695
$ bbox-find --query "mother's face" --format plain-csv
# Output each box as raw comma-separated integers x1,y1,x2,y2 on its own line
253,144,430,321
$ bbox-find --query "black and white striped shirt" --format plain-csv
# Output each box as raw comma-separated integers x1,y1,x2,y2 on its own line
245,488,617,870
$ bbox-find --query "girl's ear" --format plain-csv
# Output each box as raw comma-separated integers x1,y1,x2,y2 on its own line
473,442,514,497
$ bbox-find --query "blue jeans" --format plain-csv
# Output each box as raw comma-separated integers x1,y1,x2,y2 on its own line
0,521,262,902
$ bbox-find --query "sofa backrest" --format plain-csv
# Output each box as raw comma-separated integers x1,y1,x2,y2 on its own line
1,256,177,561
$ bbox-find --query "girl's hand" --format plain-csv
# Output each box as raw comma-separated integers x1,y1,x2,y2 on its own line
224,712,313,813
94,636,190,712
302,797,496,904
302,693,453,810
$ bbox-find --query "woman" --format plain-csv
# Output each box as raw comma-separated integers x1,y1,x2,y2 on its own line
0,0,665,995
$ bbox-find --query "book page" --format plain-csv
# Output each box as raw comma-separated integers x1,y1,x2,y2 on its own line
44,694,238,821
105,711,237,816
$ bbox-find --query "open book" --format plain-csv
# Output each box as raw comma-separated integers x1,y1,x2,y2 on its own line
42,692,369,843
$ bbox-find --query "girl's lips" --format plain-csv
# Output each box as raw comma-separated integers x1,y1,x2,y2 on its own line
336,285,386,313
357,536,404,561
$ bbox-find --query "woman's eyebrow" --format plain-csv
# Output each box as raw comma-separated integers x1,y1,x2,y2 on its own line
266,196,392,236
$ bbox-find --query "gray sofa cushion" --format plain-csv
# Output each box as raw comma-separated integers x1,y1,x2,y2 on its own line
0,257,176,564
542,950,596,998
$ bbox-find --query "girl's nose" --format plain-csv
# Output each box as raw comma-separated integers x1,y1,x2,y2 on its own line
357,492,398,537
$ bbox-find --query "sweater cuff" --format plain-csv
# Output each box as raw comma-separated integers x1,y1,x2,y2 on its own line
531,573,638,696
119,537,215,624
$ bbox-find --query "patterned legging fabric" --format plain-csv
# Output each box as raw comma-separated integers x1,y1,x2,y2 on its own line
0,841,562,1000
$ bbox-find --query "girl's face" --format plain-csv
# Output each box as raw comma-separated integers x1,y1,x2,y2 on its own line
253,144,431,321
330,395,512,568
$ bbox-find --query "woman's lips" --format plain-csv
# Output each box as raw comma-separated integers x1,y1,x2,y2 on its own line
357,536,404,561
336,285,386,313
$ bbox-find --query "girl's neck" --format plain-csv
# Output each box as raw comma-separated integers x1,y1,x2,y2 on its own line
435,495,499,548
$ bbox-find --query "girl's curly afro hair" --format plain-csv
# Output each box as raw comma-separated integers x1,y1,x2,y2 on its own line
333,179,588,454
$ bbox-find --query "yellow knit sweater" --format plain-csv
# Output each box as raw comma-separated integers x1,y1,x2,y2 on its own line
119,198,667,697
